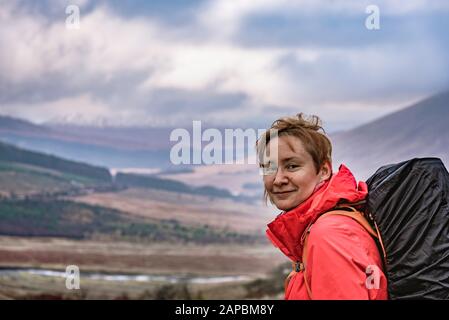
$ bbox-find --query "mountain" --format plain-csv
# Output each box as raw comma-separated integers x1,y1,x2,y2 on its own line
0,141,243,201
0,115,50,133
0,140,116,198
0,116,172,169
0,141,111,182
331,90,449,179
3,89,448,185
0,141,264,243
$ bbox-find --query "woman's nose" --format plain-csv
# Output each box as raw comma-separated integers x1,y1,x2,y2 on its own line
273,168,289,186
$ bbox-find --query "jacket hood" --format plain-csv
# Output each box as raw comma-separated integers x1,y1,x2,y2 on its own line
266,164,368,262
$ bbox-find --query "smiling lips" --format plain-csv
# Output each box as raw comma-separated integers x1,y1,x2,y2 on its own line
272,190,296,195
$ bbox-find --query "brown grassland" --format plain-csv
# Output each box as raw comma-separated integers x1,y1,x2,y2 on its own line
0,187,287,299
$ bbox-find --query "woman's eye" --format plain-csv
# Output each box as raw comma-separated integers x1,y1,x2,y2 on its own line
260,162,278,175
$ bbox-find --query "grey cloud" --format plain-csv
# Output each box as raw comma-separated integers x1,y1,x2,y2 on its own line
1,0,449,130
275,42,449,106
236,8,449,49
146,89,247,113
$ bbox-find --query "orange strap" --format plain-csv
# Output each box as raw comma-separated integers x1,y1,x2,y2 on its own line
285,208,386,299
320,210,379,239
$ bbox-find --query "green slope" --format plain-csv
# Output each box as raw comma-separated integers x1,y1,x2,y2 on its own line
0,199,263,244
0,141,111,182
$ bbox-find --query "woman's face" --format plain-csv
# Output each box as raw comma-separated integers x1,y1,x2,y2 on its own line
262,135,331,211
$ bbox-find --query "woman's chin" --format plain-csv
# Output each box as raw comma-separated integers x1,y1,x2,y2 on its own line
274,199,296,212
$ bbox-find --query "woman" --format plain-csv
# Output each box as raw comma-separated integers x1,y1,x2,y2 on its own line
257,113,388,300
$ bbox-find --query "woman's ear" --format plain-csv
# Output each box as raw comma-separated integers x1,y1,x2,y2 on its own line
319,161,332,182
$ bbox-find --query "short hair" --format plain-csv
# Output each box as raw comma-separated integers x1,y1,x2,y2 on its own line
256,113,333,203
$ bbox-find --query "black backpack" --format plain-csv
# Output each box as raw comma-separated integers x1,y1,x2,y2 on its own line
365,157,449,299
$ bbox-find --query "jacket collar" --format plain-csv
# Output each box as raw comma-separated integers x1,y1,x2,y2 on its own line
266,164,368,262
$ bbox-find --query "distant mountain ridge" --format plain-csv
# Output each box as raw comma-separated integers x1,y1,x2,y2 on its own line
0,141,111,182
0,141,243,201
0,116,172,169
331,90,449,179
0,115,50,133
2,89,449,182
0,116,171,150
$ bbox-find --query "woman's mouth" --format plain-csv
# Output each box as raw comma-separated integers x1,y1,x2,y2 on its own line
273,190,296,194
272,190,297,199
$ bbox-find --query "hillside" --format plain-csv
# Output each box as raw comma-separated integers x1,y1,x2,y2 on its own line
0,140,241,201
0,141,269,244
0,116,50,133
0,116,171,169
331,90,449,179
0,199,262,244
0,141,115,198
115,172,235,199
0,141,111,182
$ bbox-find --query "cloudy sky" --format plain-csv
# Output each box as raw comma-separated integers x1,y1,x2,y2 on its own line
0,0,448,132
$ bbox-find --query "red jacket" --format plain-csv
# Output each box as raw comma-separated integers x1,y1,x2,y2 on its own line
266,165,388,300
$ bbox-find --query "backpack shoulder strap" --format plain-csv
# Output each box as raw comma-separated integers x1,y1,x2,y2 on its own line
317,209,379,238
294,208,385,299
